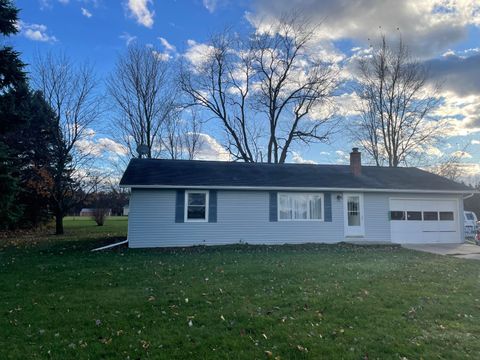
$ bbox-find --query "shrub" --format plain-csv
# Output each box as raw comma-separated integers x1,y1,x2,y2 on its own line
92,208,109,226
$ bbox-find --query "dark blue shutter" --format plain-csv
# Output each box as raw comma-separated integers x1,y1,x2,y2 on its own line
269,192,278,222
175,190,185,223
324,192,332,222
209,190,217,223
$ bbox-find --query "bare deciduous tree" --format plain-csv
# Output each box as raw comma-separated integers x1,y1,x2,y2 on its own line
107,44,177,159
180,16,338,163
354,35,440,167
430,145,469,181
33,52,102,234
180,33,259,162
162,109,203,160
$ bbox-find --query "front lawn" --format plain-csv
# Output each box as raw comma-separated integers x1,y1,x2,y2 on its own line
1,219,480,359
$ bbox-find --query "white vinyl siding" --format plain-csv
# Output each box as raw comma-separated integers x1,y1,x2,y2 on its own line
127,189,464,247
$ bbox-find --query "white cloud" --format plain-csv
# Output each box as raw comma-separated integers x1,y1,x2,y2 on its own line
98,138,129,156
119,32,137,46
81,7,92,18
76,139,101,156
433,92,480,136
58,0,69,4
125,0,154,28
75,136,128,158
18,21,57,43
203,0,218,13
152,50,171,62
451,150,472,159
248,0,480,58
291,151,317,164
332,92,360,118
194,133,230,161
184,39,215,67
153,37,177,61
471,139,480,145
158,37,176,52
335,150,349,164
425,146,443,158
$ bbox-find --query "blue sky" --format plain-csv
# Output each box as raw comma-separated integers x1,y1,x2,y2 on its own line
11,0,480,180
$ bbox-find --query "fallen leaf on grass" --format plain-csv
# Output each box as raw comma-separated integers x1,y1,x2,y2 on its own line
296,345,308,352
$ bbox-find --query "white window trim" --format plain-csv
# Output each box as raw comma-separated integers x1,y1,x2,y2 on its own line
184,190,209,223
277,192,324,222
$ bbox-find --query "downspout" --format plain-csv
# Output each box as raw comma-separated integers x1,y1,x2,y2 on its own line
463,193,475,200
91,239,128,252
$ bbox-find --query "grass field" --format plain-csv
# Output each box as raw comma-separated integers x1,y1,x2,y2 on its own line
1,218,480,359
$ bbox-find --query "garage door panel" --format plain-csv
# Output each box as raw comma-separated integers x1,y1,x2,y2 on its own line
389,198,460,244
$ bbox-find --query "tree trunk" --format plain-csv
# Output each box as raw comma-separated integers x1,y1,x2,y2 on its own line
55,212,64,235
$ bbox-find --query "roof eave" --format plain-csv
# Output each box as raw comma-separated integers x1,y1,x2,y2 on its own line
119,184,477,194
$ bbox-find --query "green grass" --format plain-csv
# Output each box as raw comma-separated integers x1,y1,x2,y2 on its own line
1,219,480,359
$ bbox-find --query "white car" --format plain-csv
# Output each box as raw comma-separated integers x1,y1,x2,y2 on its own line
464,211,478,239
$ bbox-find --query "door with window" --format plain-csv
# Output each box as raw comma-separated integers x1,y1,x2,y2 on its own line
344,193,365,237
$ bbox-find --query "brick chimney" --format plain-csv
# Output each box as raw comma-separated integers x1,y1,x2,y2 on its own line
350,148,361,176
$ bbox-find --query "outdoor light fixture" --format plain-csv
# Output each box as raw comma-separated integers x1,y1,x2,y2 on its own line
336,194,343,201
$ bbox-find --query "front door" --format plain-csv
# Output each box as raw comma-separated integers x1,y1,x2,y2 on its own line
344,193,365,237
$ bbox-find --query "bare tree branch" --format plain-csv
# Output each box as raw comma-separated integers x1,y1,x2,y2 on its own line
180,15,338,163
32,51,102,234
107,44,177,159
353,35,441,167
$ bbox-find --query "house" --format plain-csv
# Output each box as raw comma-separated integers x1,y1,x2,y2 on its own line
80,208,112,217
119,148,474,248
79,208,95,217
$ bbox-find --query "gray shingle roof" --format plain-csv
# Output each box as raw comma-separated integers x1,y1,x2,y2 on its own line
119,158,474,193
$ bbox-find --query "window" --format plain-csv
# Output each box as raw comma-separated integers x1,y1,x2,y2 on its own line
465,212,475,220
347,195,361,226
278,193,323,221
440,211,454,221
423,211,438,221
407,211,422,221
185,191,209,222
390,211,405,220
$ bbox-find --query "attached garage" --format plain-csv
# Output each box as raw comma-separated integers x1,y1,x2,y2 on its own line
390,198,461,244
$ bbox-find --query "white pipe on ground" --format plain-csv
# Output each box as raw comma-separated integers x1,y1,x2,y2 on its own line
91,240,128,252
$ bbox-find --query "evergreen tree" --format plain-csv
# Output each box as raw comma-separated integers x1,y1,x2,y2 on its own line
0,0,27,228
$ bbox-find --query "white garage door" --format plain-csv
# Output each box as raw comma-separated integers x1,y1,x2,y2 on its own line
389,198,460,244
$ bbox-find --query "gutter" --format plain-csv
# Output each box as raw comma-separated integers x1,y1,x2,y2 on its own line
119,184,477,195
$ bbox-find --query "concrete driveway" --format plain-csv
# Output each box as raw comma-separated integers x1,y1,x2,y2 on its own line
403,243,480,260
